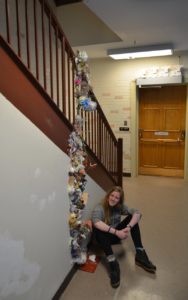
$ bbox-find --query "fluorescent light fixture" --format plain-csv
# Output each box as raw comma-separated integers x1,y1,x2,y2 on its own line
107,44,173,60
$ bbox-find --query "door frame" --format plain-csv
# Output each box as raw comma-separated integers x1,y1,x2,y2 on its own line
130,81,188,180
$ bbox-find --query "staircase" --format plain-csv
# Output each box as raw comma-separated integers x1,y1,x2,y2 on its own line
0,0,123,190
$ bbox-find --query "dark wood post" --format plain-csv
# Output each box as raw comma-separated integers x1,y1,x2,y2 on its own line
117,138,123,187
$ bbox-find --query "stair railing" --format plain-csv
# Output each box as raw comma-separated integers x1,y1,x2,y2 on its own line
0,0,123,186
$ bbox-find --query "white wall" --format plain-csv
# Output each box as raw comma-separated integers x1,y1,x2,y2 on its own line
89,54,188,173
0,93,105,300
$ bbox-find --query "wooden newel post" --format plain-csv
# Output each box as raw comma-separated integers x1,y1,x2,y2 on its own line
117,138,123,187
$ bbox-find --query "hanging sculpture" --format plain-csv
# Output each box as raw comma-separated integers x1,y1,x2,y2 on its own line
67,50,97,264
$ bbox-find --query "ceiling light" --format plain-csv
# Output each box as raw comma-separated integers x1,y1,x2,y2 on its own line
107,45,173,60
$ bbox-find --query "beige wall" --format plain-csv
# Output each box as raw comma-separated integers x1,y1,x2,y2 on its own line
89,54,188,175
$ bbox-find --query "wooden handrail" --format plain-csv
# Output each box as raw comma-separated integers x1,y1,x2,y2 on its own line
0,0,123,186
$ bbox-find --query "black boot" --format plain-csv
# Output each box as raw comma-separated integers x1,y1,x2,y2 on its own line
135,249,156,273
108,259,120,288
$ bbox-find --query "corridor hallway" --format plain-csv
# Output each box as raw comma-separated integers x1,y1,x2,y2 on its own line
61,176,188,300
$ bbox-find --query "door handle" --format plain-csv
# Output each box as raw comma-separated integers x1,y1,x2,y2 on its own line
180,130,185,141
139,128,143,138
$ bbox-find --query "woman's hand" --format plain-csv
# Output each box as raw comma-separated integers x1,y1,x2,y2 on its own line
115,228,130,240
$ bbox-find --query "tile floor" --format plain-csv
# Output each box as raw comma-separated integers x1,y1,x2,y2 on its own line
60,176,188,300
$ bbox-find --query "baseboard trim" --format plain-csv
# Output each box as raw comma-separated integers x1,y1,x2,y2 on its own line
123,172,131,177
52,264,78,300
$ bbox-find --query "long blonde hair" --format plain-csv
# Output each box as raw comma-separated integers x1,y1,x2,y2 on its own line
101,186,124,224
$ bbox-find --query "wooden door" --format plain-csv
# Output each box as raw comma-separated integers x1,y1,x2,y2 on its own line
139,85,186,177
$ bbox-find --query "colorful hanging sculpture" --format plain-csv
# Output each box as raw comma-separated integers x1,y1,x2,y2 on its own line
79,96,97,111
74,50,97,112
67,50,97,264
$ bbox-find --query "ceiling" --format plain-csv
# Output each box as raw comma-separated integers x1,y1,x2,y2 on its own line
54,0,188,59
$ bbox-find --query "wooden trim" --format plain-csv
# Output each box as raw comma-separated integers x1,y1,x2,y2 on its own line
52,264,78,300
54,0,83,6
139,167,184,178
117,138,123,186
